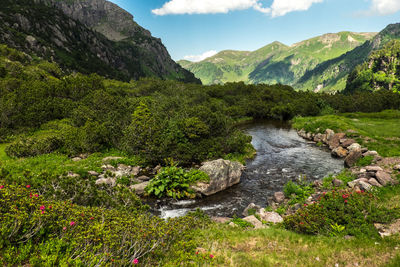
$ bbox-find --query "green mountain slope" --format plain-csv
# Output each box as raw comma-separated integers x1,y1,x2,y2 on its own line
179,32,375,86
0,0,199,83
296,23,400,92
344,40,400,94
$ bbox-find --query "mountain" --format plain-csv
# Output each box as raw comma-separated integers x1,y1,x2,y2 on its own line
0,0,199,83
179,32,375,87
344,40,400,94
296,23,400,92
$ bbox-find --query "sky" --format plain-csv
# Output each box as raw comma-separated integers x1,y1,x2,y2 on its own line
109,0,400,61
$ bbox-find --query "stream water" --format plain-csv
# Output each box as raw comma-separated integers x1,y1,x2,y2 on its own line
150,121,344,219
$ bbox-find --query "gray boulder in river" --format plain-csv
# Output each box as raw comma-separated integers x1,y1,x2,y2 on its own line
191,159,244,196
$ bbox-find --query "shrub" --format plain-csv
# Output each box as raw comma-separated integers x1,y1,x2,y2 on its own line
283,189,398,237
283,179,315,205
145,166,209,199
0,183,211,266
231,217,255,228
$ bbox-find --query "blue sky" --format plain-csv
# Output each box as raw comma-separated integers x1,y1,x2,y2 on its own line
109,0,400,61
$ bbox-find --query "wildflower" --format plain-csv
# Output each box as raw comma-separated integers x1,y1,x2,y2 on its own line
40,205,45,211
70,221,76,226
304,204,308,207
209,254,214,259
29,193,32,198
41,211,45,214
0,185,4,189
49,206,52,209
300,222,304,225
133,258,139,264
63,227,67,231
34,194,39,198
345,200,348,204
26,185,31,188
90,217,94,220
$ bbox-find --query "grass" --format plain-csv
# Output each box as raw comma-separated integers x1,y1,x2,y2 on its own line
292,110,400,157
193,224,400,266
0,143,10,161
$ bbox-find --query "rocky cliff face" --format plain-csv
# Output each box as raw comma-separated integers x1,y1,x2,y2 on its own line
0,0,199,83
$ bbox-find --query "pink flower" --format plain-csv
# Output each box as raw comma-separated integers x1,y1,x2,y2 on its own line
41,211,45,214
70,221,76,226
209,254,214,259
133,258,139,264
49,206,52,209
0,185,4,189
34,194,39,198
63,227,67,231
40,205,45,211
303,204,308,207
345,200,348,204
26,185,31,188
29,193,33,198
90,217,94,220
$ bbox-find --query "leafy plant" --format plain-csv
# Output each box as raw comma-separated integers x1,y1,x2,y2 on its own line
231,217,255,228
283,178,315,205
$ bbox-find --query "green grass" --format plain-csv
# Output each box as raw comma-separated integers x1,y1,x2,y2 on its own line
292,110,400,157
0,143,10,161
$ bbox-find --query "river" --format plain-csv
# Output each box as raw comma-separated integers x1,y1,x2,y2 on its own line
151,121,344,219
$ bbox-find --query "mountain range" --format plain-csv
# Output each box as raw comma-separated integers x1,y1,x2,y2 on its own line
179,24,400,92
0,0,200,83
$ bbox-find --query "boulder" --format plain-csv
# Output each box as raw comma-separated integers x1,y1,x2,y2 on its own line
101,164,116,171
72,157,82,162
243,203,262,216
363,151,379,157
131,166,141,176
313,133,323,143
329,133,346,150
332,178,344,187
376,171,398,186
137,175,150,181
365,166,383,172
88,171,99,176
273,192,286,204
368,178,382,187
394,165,400,171
325,129,335,142
130,181,150,196
340,139,356,148
345,150,362,167
211,217,231,224
257,209,283,224
375,219,400,237
228,222,238,227
313,180,323,188
191,159,244,196
67,172,80,178
332,146,348,158
348,143,362,153
243,215,264,229
102,156,123,162
298,129,307,138
358,181,373,192
95,177,116,187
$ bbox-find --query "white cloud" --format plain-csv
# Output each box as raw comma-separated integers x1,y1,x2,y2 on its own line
152,0,323,17
369,0,400,15
183,50,218,62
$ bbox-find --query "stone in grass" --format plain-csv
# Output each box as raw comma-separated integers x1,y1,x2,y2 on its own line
95,177,116,187
332,146,348,158
348,143,362,153
375,219,400,237
130,181,150,196
358,181,373,192
394,165,400,171
243,203,261,217
345,150,362,167
72,157,82,162
273,191,286,204
243,215,265,229
365,166,383,172
363,151,379,157
88,171,99,176
137,175,150,181
368,178,382,187
257,209,283,224
376,171,398,186
211,217,232,224
329,133,346,150
332,178,344,187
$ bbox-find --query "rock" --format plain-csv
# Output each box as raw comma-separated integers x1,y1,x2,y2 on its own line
243,203,261,217
354,185,362,193
191,159,244,196
368,178,382,187
340,139,356,148
228,222,238,227
130,181,150,196
358,181,373,191
348,143,362,153
375,219,400,237
273,192,286,204
332,178,344,187
95,177,116,187
325,129,335,142
101,164,116,171
372,156,383,163
361,147,369,153
332,146,348,158
88,171,99,176
376,171,398,186
257,209,283,224
67,172,80,178
243,215,264,229
153,165,162,174
348,180,357,188
348,178,368,188
359,168,367,173
313,180,323,188
329,133,346,150
137,175,150,181
363,151,379,157
72,157,82,162
211,217,231,224
344,150,362,167
26,35,38,47
365,166,383,172
131,166,141,176
394,165,400,171
313,133,323,142
102,156,123,162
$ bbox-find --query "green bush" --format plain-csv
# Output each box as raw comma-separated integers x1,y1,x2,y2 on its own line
283,179,315,205
0,183,211,266
145,166,209,199
283,189,398,237
231,217,255,228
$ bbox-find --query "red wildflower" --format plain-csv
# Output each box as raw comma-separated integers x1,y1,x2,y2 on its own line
209,254,214,259
90,217,94,220
195,251,199,255
34,194,38,197
26,185,31,188
70,221,76,226
133,258,139,264
0,185,4,189
345,200,348,204
40,205,45,211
